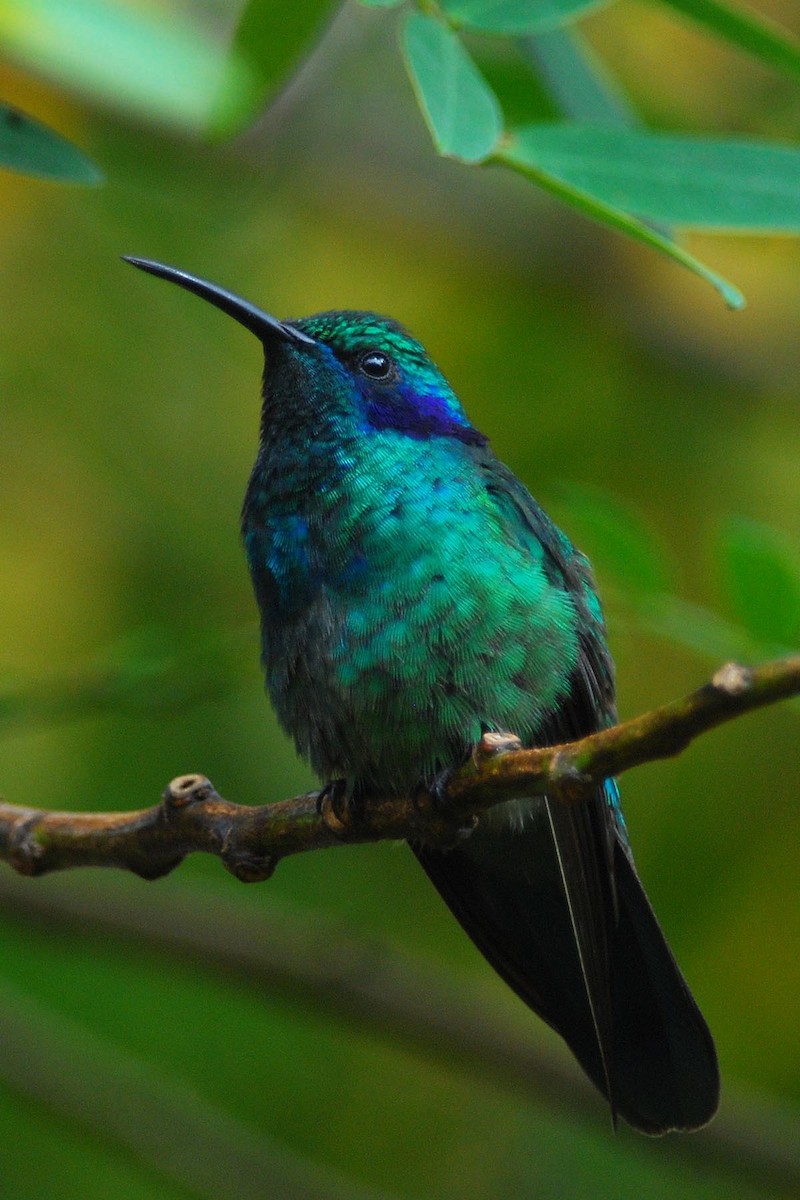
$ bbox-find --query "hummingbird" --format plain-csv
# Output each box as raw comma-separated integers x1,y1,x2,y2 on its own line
124,256,719,1135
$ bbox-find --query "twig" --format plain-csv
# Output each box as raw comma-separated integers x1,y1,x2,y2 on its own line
0,654,798,881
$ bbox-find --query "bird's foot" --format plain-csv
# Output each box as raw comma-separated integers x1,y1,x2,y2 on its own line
426,765,454,816
412,766,478,851
317,778,363,836
411,731,523,850
426,729,522,813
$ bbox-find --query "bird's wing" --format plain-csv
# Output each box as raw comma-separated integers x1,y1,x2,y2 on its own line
414,451,718,1132
481,454,622,1111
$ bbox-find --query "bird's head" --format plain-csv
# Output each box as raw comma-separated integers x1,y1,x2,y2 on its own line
123,258,485,447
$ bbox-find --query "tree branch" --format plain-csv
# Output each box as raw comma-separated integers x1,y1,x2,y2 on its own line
1,655,798,881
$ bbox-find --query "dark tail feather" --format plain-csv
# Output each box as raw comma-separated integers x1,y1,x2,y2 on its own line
412,806,719,1135
544,794,617,1118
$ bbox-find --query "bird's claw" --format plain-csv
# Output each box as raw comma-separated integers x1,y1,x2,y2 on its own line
427,766,453,815
413,766,477,850
317,778,362,835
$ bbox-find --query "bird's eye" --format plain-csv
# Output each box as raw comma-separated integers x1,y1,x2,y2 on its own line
357,350,396,381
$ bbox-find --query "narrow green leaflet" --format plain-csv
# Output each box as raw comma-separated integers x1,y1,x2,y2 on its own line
655,0,800,82
0,0,255,133
503,123,800,231
0,103,102,183
209,0,334,139
640,594,752,662
441,0,614,35
555,482,671,601
525,26,640,127
718,517,800,648
497,130,744,307
358,0,403,6
556,490,778,661
402,11,502,162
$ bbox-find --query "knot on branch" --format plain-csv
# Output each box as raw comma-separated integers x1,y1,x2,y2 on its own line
164,774,215,808
220,839,277,883
712,662,754,696
164,773,277,882
474,731,523,761
8,813,46,877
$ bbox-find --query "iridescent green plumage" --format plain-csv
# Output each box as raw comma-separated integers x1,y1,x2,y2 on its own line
126,259,720,1136
246,313,586,794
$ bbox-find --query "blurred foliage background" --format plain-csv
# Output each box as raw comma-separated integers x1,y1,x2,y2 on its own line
0,1,799,1197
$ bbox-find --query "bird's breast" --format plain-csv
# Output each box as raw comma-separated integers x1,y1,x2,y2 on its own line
246,435,581,792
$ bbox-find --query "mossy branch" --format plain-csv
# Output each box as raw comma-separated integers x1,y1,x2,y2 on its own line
1,655,798,882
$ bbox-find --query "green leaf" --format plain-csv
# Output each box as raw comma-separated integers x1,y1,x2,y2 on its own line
468,41,558,127
0,103,102,183
402,11,502,162
501,123,800,231
358,0,404,6
554,483,672,601
718,517,800,647
640,594,751,661
496,129,744,307
441,0,613,34
209,0,335,139
0,0,255,133
525,27,640,127
655,0,800,82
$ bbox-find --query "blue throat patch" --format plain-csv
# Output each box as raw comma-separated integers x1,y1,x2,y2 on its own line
362,381,487,446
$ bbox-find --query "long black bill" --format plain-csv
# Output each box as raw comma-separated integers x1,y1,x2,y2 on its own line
122,257,315,347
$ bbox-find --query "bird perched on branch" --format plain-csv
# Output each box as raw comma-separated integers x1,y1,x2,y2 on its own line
125,256,719,1135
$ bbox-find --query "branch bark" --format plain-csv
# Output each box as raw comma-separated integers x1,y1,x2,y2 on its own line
1,655,798,881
